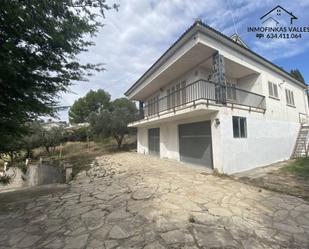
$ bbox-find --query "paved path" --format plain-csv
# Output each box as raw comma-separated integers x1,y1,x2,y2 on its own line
0,152,308,249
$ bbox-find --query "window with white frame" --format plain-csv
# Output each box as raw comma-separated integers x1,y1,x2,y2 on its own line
232,116,247,138
226,82,237,101
285,89,295,106
268,81,279,99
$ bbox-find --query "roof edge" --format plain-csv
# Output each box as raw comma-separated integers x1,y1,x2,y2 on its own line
124,21,198,96
125,20,306,97
197,21,306,87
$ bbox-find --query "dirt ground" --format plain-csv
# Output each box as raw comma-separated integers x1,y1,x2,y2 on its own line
233,160,309,201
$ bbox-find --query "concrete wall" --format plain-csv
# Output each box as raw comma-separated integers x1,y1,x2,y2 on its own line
217,109,300,174
137,112,216,161
27,163,64,186
134,27,308,174
0,168,27,193
137,108,300,174
198,32,308,123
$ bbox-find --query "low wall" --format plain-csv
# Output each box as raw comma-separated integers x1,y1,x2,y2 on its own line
27,161,65,186
0,167,27,193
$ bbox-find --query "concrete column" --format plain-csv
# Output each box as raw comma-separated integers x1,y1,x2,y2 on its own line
210,112,223,172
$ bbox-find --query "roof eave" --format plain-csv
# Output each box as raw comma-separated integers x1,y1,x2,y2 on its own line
125,21,306,97
124,22,200,97
197,22,306,88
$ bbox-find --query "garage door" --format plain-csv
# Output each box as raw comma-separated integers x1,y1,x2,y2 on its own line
179,121,213,168
148,128,160,156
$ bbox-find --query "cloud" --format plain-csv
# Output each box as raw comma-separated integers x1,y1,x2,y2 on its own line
54,0,309,121
252,39,309,61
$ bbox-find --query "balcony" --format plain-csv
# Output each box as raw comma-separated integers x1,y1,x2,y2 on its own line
133,79,266,125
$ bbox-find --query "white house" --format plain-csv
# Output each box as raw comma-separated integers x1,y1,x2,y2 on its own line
125,21,309,174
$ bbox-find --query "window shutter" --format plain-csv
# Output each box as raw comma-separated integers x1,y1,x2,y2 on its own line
273,84,278,98
268,82,273,96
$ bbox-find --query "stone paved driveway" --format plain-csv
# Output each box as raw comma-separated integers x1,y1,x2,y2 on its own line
0,152,309,249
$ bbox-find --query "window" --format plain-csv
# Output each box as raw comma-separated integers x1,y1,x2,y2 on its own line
268,81,279,99
171,86,175,107
147,94,159,115
176,83,181,106
233,116,247,138
167,80,187,109
226,83,237,101
181,81,187,103
285,89,295,106
167,89,171,109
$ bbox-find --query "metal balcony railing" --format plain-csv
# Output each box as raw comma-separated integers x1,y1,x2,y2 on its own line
142,79,266,118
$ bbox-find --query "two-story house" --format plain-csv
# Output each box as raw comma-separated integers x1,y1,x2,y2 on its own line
125,21,309,174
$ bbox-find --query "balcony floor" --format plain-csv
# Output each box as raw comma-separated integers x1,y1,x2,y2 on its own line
129,100,221,127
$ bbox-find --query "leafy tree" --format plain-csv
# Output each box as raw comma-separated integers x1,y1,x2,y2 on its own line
66,126,90,142
90,98,138,148
21,122,44,158
69,89,110,124
0,0,118,142
0,135,23,163
41,127,66,153
290,69,305,83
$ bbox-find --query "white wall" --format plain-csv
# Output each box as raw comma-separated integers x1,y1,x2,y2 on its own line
137,127,148,155
136,108,300,174
262,70,308,122
198,32,308,123
137,112,215,161
135,27,308,174
218,109,300,174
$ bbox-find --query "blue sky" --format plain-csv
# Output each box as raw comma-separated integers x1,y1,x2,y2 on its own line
56,0,309,121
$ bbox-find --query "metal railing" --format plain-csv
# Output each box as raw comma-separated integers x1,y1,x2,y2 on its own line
142,79,266,118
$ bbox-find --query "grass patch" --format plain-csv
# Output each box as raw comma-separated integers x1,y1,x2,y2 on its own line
188,215,196,223
280,157,309,179
33,141,107,177
213,168,229,178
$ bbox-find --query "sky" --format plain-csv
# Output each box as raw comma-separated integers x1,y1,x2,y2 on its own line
55,0,309,122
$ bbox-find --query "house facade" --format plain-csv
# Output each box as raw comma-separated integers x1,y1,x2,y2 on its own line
125,21,309,174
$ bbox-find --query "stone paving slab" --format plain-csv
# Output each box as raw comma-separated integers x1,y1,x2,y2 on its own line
0,152,308,248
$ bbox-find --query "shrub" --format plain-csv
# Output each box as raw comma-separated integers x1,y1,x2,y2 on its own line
0,175,12,185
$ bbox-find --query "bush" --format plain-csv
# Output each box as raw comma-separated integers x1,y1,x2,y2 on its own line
0,175,12,185
66,127,89,142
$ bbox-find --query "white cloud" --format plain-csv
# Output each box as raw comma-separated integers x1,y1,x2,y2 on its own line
54,0,309,121
252,39,309,61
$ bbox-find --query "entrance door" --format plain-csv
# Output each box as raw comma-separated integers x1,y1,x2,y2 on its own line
148,128,160,156
179,121,213,168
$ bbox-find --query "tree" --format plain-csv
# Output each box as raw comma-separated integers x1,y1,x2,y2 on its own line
0,122,43,162
69,89,110,124
290,69,305,83
90,98,138,148
66,126,90,142
0,1,118,142
0,135,23,163
41,127,66,153
21,122,44,158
